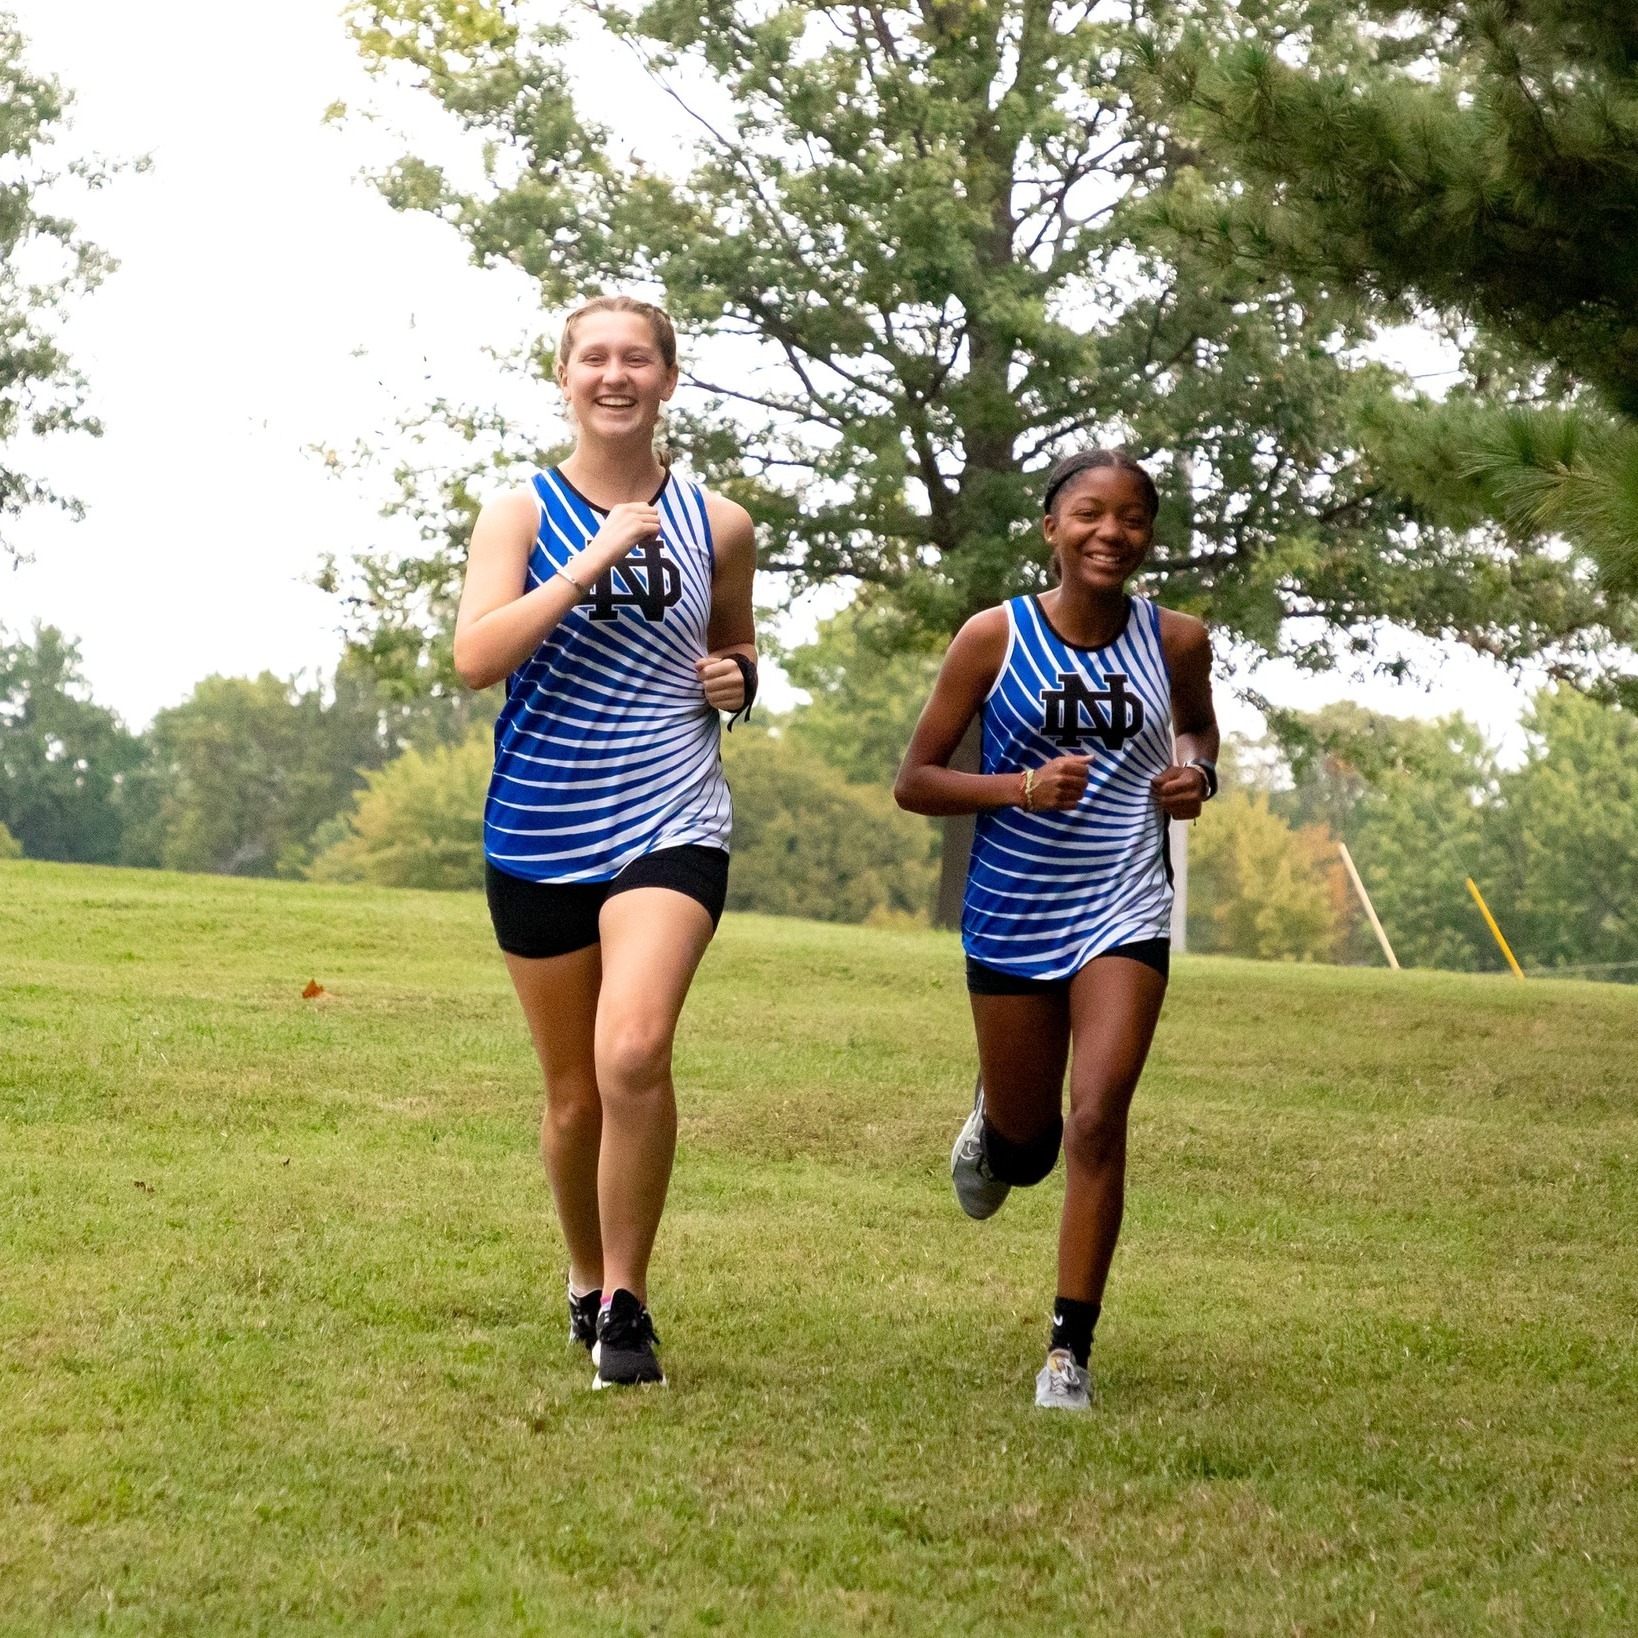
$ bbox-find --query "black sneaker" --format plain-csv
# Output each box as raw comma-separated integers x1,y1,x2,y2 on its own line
567,1283,600,1352
592,1289,666,1389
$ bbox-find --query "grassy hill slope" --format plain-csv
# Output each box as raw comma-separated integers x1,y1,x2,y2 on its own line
2,861,1635,1635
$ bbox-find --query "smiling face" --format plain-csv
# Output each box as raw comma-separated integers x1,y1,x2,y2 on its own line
1042,464,1156,592
556,309,678,444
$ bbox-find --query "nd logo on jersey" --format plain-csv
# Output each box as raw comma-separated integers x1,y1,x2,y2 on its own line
1040,670,1145,751
580,537,682,623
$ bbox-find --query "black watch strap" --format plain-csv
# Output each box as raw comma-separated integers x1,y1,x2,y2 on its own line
1186,758,1218,800
725,653,758,730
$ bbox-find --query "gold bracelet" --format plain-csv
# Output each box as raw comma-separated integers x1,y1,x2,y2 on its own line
556,563,589,596
1021,768,1037,812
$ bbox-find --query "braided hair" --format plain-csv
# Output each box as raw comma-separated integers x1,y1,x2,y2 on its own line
1042,449,1159,520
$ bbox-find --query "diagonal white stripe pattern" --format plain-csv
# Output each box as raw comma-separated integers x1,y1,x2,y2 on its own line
483,468,732,883
963,595,1175,980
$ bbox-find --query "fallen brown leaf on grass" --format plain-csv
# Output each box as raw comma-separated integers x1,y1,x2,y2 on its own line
302,980,325,999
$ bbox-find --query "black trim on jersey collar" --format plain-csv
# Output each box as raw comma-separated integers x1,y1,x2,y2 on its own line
550,464,671,516
1031,593,1132,654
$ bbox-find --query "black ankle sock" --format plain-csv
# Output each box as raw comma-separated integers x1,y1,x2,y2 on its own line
1050,1298,1100,1368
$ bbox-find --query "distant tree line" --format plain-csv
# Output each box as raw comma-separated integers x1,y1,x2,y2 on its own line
0,611,941,926
1187,694,1638,980
0,623,505,874
5,613,1635,977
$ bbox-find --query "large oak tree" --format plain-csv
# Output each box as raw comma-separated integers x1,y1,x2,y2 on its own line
334,0,1631,913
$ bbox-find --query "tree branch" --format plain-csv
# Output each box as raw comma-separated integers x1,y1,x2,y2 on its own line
683,374,848,431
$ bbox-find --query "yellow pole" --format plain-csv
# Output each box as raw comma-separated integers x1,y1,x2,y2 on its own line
1465,877,1525,981
1337,842,1399,970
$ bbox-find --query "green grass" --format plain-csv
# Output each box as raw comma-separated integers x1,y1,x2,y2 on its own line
2,860,1635,1635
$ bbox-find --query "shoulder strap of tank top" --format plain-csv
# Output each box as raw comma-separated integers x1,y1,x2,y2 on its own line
983,597,1025,702
655,471,711,579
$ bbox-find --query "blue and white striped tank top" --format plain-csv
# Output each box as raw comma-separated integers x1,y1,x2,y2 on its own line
962,594,1174,979
483,467,731,883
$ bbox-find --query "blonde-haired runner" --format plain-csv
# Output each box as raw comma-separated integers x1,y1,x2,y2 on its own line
455,297,756,1388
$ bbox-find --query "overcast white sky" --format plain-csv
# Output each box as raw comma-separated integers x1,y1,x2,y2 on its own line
4,0,1546,753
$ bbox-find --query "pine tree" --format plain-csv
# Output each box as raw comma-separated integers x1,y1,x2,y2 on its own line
1172,1,1638,611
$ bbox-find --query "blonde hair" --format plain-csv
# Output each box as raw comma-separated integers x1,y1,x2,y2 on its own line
557,295,678,372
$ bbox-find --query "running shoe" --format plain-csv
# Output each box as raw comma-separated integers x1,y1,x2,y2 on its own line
592,1289,666,1389
951,1077,1011,1220
1034,1347,1092,1411
567,1282,600,1352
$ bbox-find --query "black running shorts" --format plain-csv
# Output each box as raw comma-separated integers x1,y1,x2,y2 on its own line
965,936,1171,995
485,845,730,960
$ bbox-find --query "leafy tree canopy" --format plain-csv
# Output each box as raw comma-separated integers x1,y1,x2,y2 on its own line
1186,785,1346,963
1262,690,1638,977
0,623,141,863
722,724,936,924
0,15,118,559
309,725,490,890
123,666,397,879
331,0,1617,689
1294,706,1502,972
779,599,941,788
1486,688,1638,974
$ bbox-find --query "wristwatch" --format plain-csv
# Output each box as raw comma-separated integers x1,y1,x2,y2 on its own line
1184,758,1218,800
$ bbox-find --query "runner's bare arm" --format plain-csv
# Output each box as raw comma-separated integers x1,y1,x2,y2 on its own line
1151,609,1220,821
894,611,1092,816
698,494,757,713
453,489,659,691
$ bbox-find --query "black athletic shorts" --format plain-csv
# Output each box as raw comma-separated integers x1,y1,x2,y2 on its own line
965,936,1171,995
485,845,730,960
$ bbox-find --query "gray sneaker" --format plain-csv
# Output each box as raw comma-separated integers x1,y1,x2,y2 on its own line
951,1078,1011,1220
1034,1347,1092,1411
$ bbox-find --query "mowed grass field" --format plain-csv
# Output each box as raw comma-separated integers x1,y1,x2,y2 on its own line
2,862,1635,1635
